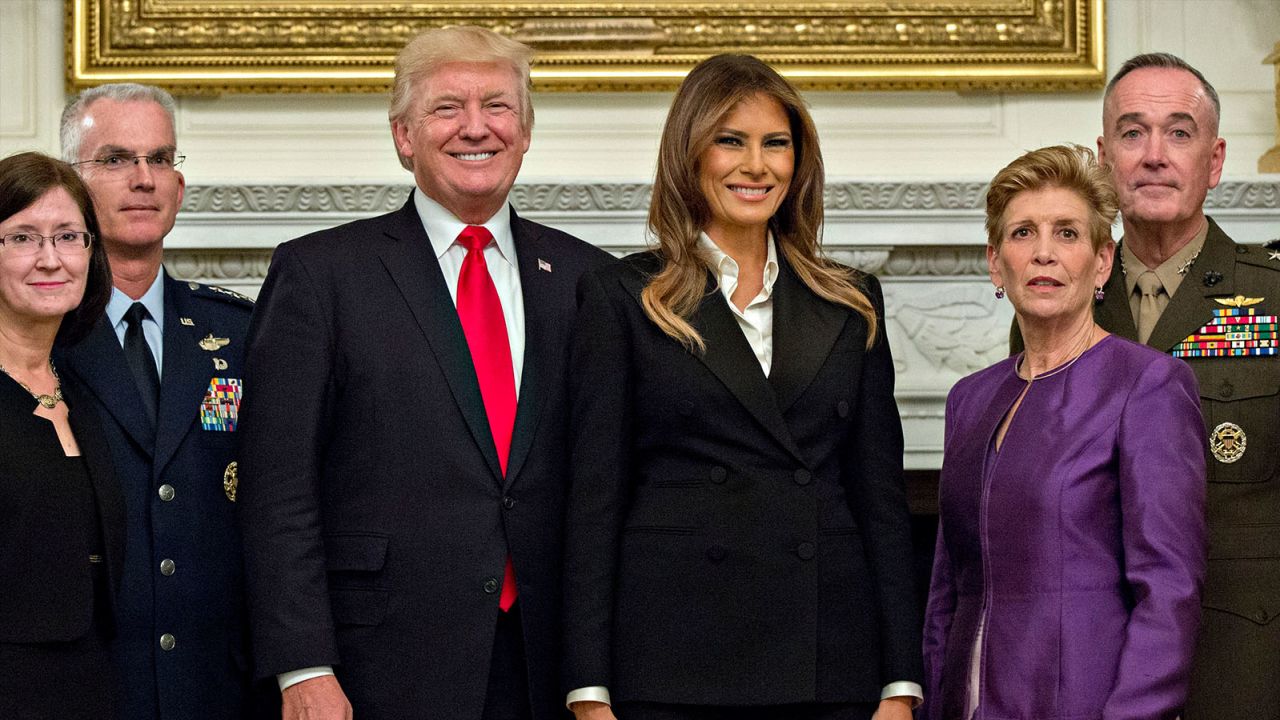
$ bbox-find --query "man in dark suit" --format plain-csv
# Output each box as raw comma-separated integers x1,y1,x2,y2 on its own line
236,26,614,720
1095,54,1280,716
57,83,260,719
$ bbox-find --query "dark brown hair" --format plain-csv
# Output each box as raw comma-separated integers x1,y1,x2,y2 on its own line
644,53,877,350
0,151,112,345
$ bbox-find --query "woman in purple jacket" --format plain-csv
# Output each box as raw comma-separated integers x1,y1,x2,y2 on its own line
922,145,1206,720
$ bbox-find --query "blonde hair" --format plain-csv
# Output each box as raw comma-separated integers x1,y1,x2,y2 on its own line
985,144,1118,252
644,54,878,351
388,26,534,170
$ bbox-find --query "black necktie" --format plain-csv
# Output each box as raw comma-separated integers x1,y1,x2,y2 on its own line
123,302,160,420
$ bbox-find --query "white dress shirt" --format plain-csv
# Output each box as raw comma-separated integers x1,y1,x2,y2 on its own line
567,234,922,710
106,270,165,378
277,190,526,693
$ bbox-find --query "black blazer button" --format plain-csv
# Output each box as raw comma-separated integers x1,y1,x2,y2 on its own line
706,545,727,562
796,542,816,560
483,578,499,594
502,496,516,510
794,469,812,486
710,466,727,484
836,400,850,418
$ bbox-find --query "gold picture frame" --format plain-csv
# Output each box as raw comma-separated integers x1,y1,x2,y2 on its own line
67,0,1105,94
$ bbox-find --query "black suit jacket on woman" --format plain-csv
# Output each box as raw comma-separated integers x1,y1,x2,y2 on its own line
0,374,124,643
562,252,923,706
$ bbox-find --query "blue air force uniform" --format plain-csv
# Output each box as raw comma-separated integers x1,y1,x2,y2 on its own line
59,271,257,719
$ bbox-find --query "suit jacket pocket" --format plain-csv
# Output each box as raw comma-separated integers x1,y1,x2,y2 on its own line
1202,565,1280,627
1199,366,1278,484
324,532,389,572
329,587,390,627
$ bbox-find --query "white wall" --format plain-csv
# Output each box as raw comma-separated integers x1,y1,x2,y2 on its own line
2,0,1278,467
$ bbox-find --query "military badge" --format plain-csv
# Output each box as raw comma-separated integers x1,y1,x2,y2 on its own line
200,377,242,431
212,357,228,371
1171,296,1276,358
223,461,238,502
199,334,231,351
1210,422,1247,464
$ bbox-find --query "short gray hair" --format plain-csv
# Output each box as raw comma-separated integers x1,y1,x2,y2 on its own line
388,26,534,171
1104,53,1221,131
61,83,178,163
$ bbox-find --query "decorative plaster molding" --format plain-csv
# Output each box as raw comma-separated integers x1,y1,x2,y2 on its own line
181,181,1280,214
163,245,993,282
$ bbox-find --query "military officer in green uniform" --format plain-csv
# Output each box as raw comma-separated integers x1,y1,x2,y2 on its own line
1014,52,1280,715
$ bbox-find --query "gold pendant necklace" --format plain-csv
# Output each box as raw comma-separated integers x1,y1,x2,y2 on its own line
0,359,64,409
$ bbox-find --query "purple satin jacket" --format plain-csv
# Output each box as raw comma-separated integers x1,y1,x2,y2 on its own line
923,335,1207,720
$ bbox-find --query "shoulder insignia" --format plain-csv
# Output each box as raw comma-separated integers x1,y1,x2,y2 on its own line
187,281,255,308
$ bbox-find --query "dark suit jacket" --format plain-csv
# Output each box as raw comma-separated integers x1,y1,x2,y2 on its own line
236,199,614,720
562,252,923,706
1093,220,1280,715
58,271,257,720
0,374,124,642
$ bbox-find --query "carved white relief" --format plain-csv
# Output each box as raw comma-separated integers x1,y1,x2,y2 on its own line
888,284,1010,376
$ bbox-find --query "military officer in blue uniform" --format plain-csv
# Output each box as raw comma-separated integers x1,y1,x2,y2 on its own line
57,83,265,719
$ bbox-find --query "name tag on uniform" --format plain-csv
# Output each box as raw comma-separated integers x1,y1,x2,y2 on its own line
200,377,242,431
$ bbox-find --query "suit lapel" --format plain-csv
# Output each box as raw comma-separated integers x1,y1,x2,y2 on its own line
375,200,505,484
59,317,156,457
1094,259,1137,340
154,273,217,477
768,258,848,413
65,380,126,593
687,272,806,464
503,213,553,489
1146,220,1237,352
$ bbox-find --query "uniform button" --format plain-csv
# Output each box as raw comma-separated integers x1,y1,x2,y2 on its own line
794,469,812,486
709,466,727,484
159,559,175,576
836,401,850,418
159,633,176,651
502,496,515,510
1256,609,1270,624
483,578,500,594
706,545,727,562
158,484,175,502
796,542,816,560
1219,380,1234,398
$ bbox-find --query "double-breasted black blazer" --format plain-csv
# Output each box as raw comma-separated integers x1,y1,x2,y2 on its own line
236,198,614,719
562,251,923,706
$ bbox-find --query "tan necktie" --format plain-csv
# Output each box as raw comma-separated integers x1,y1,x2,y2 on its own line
1136,270,1164,345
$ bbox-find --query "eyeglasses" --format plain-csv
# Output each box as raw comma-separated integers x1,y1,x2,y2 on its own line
0,231,94,256
72,152,185,173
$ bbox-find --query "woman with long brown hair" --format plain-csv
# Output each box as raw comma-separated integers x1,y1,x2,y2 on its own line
562,54,922,720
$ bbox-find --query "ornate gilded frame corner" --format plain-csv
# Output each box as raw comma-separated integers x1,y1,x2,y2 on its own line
67,0,1105,94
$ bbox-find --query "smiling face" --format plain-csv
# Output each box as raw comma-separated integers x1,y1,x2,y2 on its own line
391,61,531,224
989,185,1114,327
73,98,184,256
697,93,794,246
1098,67,1225,236
0,187,91,328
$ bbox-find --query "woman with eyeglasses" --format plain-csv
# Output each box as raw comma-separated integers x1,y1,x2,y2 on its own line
0,151,122,719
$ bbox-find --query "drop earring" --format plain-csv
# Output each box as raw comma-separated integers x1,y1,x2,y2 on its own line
1094,286,1106,301
994,286,1005,299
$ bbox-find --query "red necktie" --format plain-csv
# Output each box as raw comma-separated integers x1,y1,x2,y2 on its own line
455,225,518,611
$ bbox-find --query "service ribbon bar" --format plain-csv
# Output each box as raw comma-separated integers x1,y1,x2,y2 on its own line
1175,306,1280,358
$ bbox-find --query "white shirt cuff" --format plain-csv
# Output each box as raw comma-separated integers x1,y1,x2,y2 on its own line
881,680,924,708
566,686,612,709
277,666,335,692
